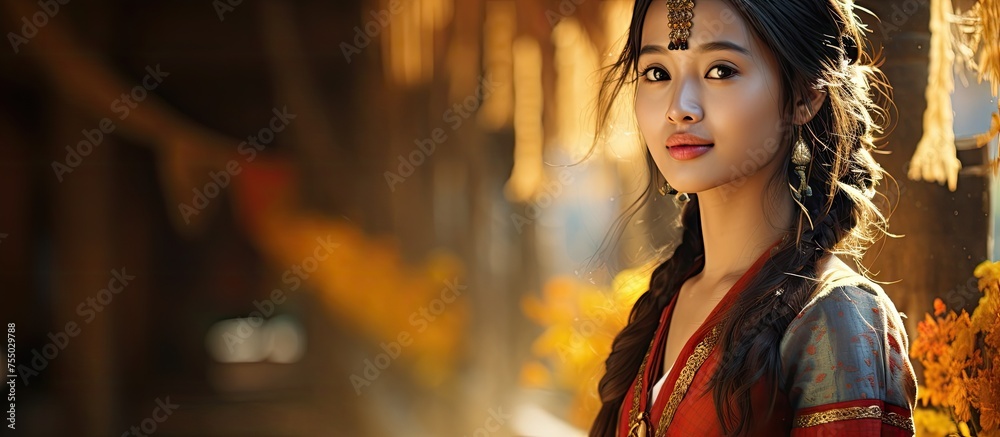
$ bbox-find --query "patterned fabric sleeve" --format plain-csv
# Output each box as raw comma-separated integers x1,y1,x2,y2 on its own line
779,283,918,436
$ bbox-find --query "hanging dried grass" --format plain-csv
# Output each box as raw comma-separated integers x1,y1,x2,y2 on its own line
968,0,1000,174
908,0,1000,191
908,0,962,191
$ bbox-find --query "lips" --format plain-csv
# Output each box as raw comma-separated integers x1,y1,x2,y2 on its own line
666,133,713,160
668,145,713,160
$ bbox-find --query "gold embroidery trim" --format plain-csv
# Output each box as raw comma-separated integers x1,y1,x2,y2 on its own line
655,325,720,436
627,347,652,435
792,405,914,432
626,326,720,437
883,411,915,431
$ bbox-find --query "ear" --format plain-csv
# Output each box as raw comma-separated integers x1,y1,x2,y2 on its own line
792,88,827,125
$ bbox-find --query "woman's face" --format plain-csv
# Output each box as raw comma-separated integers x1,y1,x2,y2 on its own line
635,0,789,195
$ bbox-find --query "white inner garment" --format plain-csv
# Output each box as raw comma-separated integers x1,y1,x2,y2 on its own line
651,364,674,403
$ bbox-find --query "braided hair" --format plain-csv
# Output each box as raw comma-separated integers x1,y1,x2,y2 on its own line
587,0,892,435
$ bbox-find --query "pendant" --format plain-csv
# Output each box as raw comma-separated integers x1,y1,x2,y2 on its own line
628,414,650,437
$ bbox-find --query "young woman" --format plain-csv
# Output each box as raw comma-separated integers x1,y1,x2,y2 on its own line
589,0,918,436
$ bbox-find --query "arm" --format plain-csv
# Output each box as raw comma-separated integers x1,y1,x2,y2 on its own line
780,284,918,436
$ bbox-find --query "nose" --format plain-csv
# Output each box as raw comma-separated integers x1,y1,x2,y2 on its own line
665,80,703,124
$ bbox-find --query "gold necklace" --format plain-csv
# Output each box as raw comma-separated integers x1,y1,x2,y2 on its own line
626,326,721,437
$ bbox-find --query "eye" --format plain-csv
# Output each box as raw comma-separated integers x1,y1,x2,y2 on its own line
706,64,738,79
640,66,669,82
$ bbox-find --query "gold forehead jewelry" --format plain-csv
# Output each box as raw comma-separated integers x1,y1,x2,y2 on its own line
665,0,695,50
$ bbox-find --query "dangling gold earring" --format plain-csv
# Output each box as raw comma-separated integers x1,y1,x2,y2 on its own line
659,180,678,196
791,127,813,201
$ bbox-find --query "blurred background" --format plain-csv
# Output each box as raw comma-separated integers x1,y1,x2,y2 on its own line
0,0,997,435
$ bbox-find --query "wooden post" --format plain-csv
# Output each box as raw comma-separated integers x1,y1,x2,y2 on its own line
859,0,990,337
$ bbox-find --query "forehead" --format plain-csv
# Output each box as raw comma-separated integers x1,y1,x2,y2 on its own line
640,0,750,49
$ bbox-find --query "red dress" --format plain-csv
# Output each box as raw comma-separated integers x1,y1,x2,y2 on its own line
616,242,917,436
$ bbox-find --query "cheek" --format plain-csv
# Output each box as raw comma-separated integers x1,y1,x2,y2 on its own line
634,94,662,144
711,89,786,169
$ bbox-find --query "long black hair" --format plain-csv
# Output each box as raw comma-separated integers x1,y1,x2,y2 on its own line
588,0,893,435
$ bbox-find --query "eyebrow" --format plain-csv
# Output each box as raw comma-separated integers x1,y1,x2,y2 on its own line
638,41,751,57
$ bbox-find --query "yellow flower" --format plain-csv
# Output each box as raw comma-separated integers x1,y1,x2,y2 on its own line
975,260,1000,296
519,361,552,388
972,273,999,333
959,421,972,436
520,265,656,428
913,407,958,436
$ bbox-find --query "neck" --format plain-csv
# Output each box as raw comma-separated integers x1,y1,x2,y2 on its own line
692,172,794,285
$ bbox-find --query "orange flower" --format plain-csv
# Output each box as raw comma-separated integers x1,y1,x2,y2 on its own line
934,298,947,316
977,364,1000,431
912,260,1000,433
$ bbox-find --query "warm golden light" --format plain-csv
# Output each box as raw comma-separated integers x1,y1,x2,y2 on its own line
602,0,643,162
479,0,516,130
553,18,600,161
383,0,454,87
505,35,545,202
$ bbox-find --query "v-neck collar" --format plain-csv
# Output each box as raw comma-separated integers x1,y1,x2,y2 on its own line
635,238,782,434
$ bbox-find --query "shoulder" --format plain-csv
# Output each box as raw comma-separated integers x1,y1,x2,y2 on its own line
792,254,910,352
796,276,901,331
779,275,917,411
782,279,907,363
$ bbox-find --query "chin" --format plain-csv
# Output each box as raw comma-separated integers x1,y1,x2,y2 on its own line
658,177,717,195
659,167,725,194
668,183,718,194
